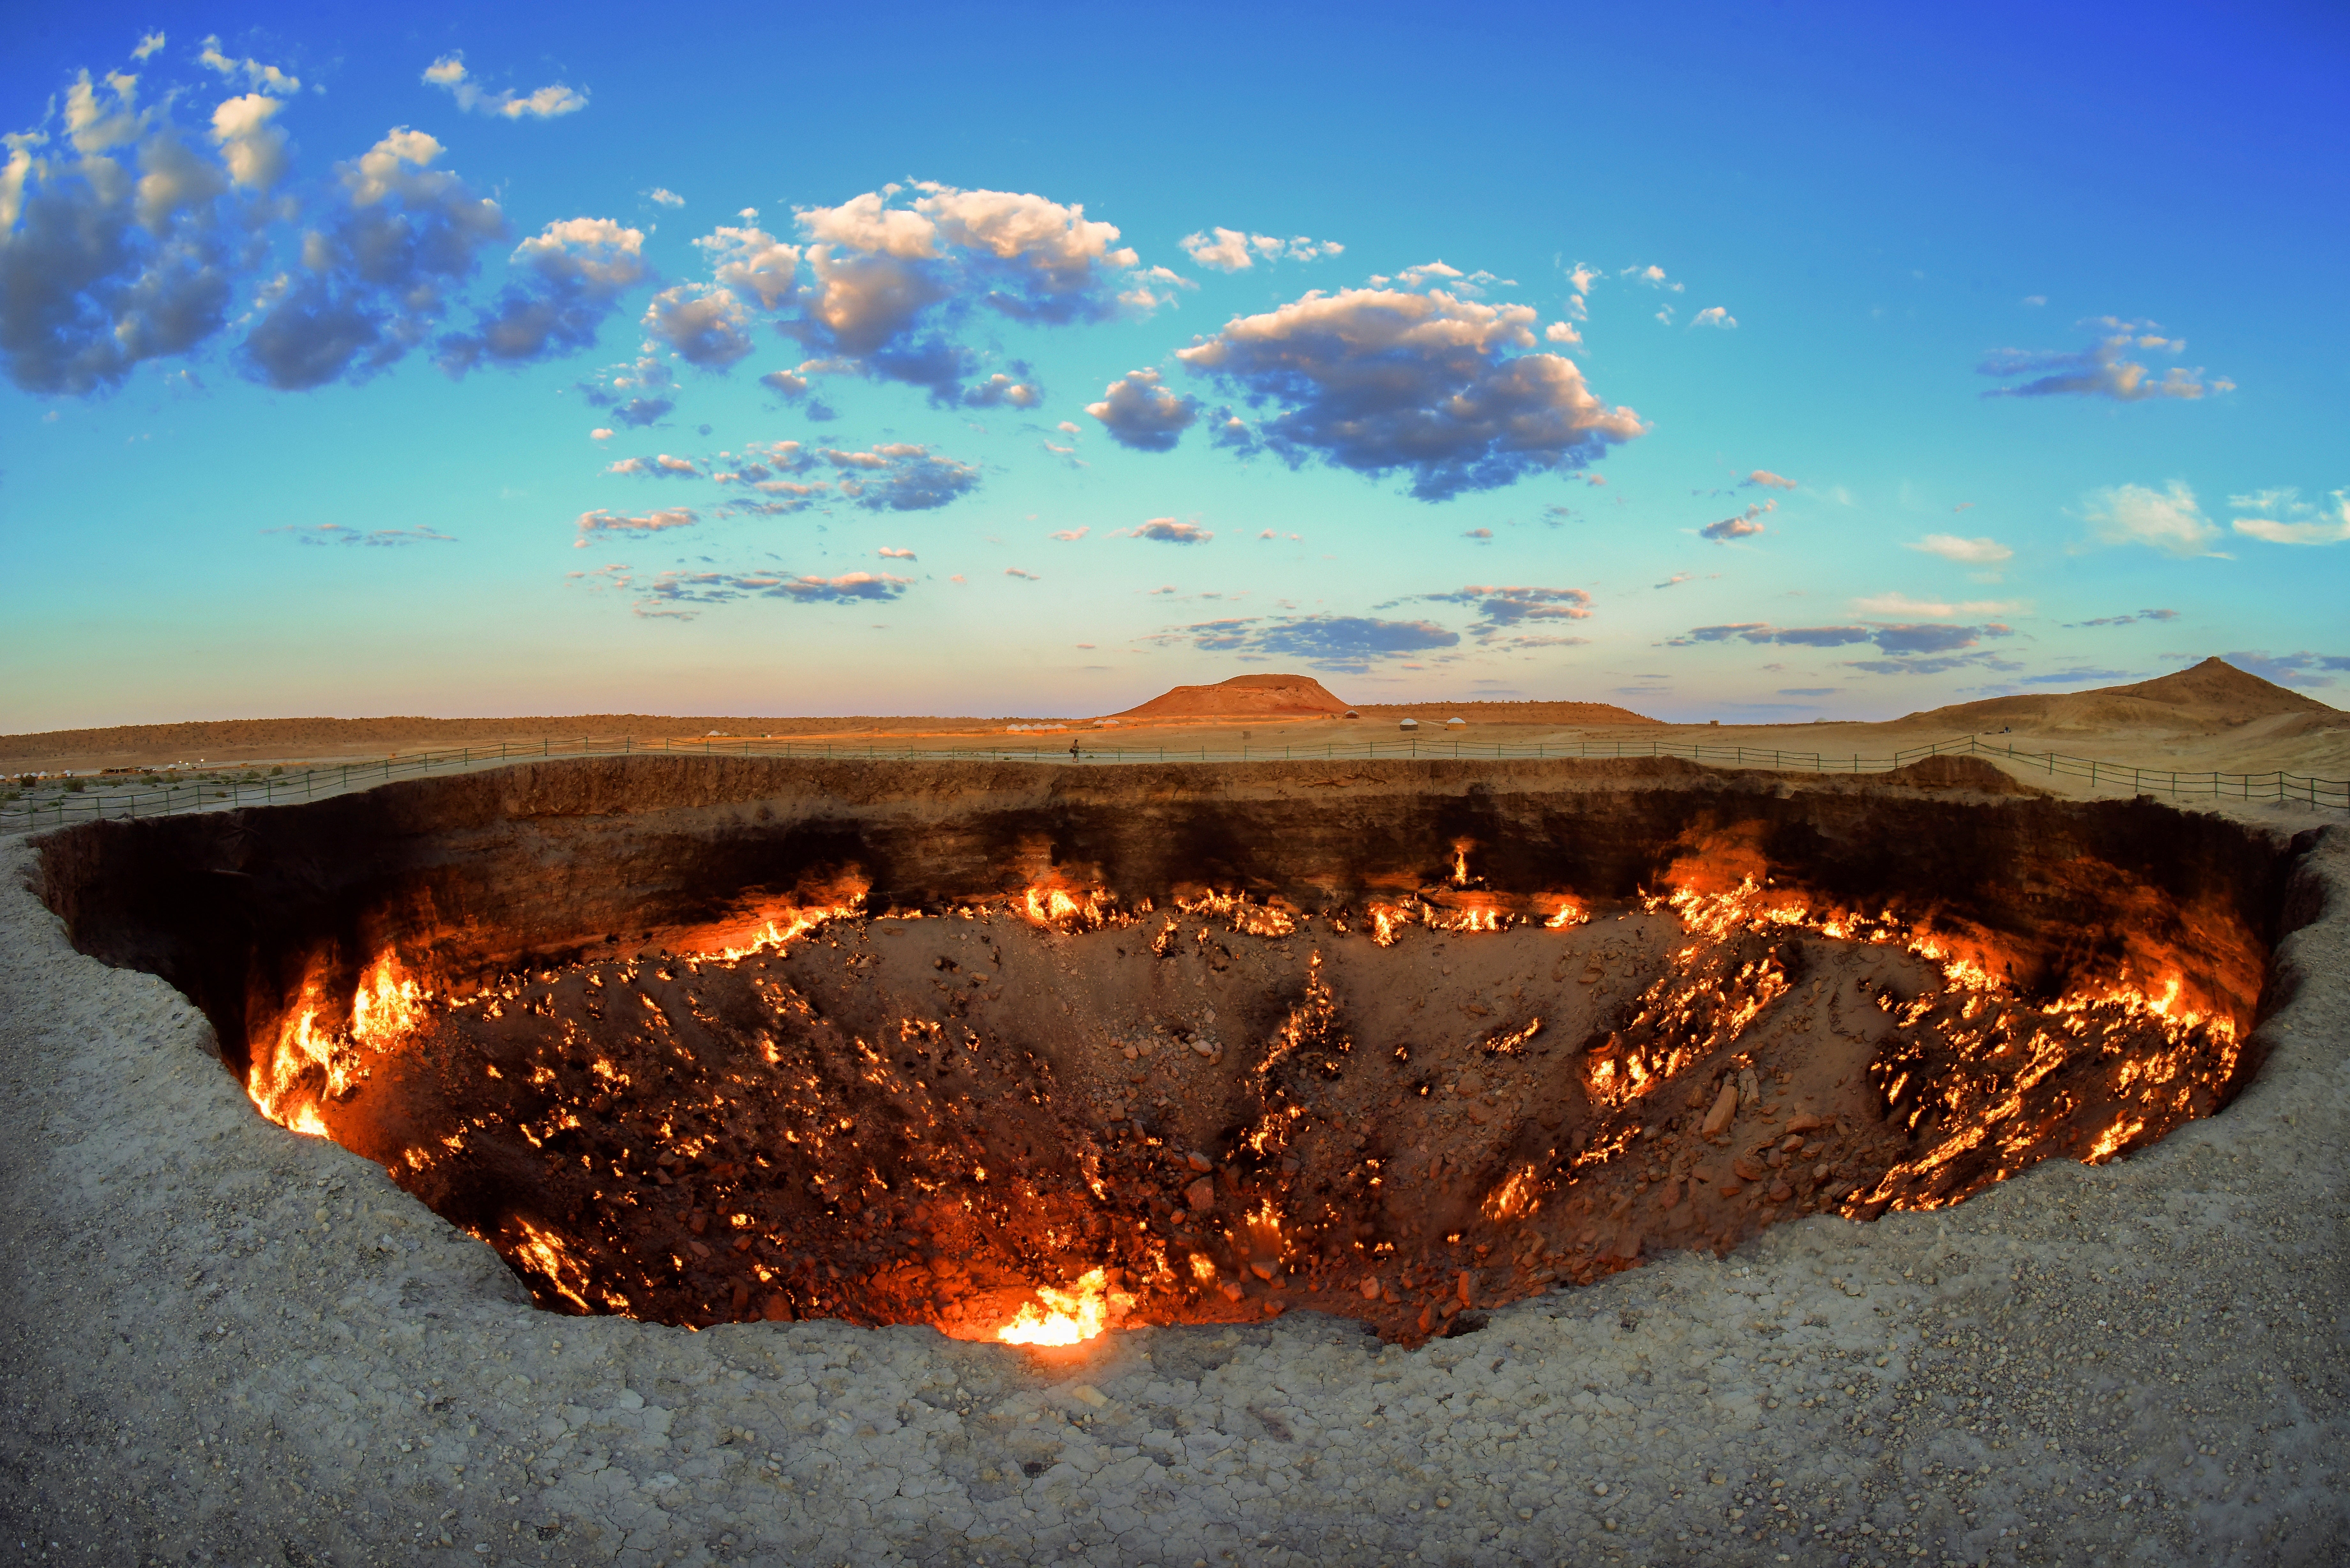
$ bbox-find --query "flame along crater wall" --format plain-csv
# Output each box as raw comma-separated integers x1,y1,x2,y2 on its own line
35,755,2297,1344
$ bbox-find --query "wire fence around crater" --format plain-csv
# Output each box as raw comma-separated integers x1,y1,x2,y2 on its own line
5,730,2345,831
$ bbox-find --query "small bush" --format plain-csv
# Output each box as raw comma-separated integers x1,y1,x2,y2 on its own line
66,779,87,793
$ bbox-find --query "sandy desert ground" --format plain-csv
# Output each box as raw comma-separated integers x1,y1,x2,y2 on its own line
1,666,2344,1567
7,661,2345,800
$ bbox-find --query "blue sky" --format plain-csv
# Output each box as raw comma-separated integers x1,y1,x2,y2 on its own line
4,0,2346,729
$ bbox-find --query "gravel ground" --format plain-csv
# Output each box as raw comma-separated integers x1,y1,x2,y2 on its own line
2,814,2343,1568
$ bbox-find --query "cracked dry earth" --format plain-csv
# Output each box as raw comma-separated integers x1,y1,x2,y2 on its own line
3,823,2347,1568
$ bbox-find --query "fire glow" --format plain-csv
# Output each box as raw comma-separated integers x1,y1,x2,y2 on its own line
994,1268,1133,1345
248,953,432,1139
229,859,2255,1346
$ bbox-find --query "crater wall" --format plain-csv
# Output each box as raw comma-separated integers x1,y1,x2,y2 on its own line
30,756,2312,1342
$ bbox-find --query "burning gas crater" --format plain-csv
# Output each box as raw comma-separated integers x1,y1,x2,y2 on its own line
243,856,2245,1347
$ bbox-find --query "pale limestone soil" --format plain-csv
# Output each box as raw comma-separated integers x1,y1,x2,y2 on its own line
1,826,2344,1568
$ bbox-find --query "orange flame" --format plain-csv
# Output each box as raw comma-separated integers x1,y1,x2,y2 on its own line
249,952,434,1136
349,953,426,1051
1366,901,1416,946
248,999,334,1136
1481,1164,1543,1219
1244,1197,1288,1266
1013,885,1120,932
1176,888,1297,938
698,895,868,960
1427,902,1506,934
510,1216,597,1312
1855,965,2234,1209
995,1267,1132,1345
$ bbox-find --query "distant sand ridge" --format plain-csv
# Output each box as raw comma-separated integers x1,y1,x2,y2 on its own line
1906,657,2346,736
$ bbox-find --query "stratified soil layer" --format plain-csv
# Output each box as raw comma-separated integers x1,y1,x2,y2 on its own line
35,754,2294,1346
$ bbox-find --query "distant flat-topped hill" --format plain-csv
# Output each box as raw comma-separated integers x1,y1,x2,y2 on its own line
1110,674,1353,719
1906,657,2345,736
1109,675,1659,725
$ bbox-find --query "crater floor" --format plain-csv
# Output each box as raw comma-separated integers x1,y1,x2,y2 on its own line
314,889,2240,1347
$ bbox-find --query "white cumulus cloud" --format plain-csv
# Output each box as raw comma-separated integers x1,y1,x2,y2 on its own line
1174,286,1644,500
210,93,288,190
438,216,648,376
200,36,301,95
1087,367,1199,452
642,284,753,369
1979,317,2231,402
1849,592,2027,619
1700,501,1774,540
1124,518,1212,544
573,506,698,547
1179,227,1343,271
241,128,508,390
694,224,802,310
2082,480,2223,557
421,53,588,119
774,184,1151,401
2229,487,2350,546
1907,534,2013,565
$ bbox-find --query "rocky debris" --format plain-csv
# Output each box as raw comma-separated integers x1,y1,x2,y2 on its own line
65,863,2251,1344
